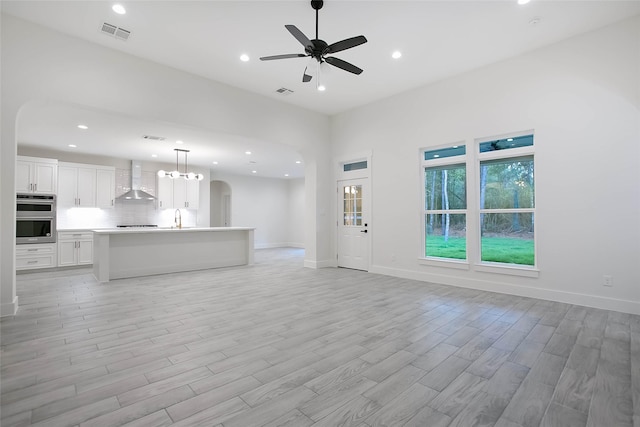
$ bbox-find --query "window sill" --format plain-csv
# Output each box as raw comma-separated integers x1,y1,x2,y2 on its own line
474,262,539,278
417,258,539,278
418,257,470,270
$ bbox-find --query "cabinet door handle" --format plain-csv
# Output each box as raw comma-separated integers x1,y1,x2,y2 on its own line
27,248,37,252
27,261,37,264
78,198,80,206
111,199,114,206
34,183,37,192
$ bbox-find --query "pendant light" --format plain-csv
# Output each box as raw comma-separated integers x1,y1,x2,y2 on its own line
157,149,204,181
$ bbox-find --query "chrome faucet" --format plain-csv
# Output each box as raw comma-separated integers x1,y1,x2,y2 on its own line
174,209,182,229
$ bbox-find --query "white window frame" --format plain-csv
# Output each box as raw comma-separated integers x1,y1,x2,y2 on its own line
419,131,539,277
475,134,538,276
420,143,469,269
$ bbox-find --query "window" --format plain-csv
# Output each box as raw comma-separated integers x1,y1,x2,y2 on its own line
421,133,536,271
479,136,535,266
423,145,467,260
343,185,363,226
343,161,367,172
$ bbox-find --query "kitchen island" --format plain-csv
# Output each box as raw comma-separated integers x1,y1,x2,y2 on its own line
93,227,255,282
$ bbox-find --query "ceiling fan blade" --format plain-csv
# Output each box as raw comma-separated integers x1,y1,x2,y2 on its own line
326,35,367,54
260,54,307,61
325,56,363,75
285,25,313,50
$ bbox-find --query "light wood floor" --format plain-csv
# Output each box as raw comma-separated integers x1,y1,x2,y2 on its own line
1,248,638,427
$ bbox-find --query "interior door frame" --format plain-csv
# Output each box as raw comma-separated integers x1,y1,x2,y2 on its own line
335,151,372,271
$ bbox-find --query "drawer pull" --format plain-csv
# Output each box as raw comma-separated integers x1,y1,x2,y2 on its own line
27,261,38,264
27,249,37,252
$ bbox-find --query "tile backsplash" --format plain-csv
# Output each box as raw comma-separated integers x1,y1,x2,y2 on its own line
57,202,198,230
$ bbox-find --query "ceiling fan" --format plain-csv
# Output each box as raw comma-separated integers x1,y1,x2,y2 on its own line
260,0,367,84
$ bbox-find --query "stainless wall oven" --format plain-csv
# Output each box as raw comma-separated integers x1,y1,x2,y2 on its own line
16,194,56,244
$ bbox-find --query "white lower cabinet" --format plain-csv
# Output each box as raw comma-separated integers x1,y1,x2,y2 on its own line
58,232,93,266
16,244,57,270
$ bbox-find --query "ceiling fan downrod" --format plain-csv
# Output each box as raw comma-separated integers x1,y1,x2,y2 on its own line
311,0,323,40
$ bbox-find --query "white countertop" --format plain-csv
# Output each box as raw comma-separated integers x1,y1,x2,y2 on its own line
93,226,255,235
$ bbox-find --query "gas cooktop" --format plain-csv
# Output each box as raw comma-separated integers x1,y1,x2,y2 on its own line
116,224,158,228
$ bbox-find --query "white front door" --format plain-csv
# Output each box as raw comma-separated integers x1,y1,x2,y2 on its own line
337,178,370,271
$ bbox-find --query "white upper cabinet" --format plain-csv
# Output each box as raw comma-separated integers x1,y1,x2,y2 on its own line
185,179,199,209
156,176,174,209
58,162,115,208
96,168,116,208
16,156,57,194
157,175,199,210
58,164,96,207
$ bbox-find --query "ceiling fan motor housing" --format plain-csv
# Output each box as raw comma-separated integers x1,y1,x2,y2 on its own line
307,39,329,61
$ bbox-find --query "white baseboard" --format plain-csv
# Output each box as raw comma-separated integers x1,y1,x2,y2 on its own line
369,265,640,315
1,296,18,317
255,243,305,249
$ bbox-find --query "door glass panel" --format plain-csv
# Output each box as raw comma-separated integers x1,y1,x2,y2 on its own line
343,185,363,226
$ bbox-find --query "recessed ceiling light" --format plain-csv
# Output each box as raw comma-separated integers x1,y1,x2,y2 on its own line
251,170,257,174
112,4,126,14
68,144,77,148
151,154,157,158
176,140,184,144
517,0,530,4
77,124,88,130
284,174,289,177
392,51,402,59
212,161,218,165
240,54,250,62
317,85,326,92
245,151,252,155
295,160,301,164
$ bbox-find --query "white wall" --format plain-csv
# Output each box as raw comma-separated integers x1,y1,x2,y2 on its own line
331,16,640,314
210,172,304,249
287,178,306,248
1,14,332,316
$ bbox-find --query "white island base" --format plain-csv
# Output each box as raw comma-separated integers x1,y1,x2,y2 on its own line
93,227,255,282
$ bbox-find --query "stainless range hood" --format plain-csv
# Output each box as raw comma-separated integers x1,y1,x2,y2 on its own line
117,160,155,201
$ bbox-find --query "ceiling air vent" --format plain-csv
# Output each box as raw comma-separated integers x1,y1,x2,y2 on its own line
114,27,131,41
100,22,132,41
142,135,166,141
276,87,294,96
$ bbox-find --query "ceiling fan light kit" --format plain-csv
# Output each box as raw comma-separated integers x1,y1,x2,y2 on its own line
260,0,367,86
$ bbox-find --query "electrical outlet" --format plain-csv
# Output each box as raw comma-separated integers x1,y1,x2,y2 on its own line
603,275,613,287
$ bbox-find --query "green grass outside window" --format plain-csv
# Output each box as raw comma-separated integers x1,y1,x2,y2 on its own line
426,236,534,265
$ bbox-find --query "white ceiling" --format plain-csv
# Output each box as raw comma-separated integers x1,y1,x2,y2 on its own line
4,1,639,178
